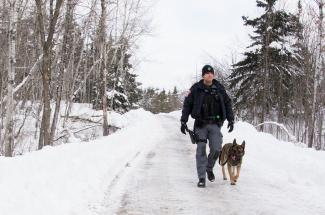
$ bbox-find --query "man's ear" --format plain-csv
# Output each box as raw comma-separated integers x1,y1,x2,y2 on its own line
233,139,237,145
242,141,246,149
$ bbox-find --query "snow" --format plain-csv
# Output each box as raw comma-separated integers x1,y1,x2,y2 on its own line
106,89,128,101
269,39,296,55
1,109,325,215
255,121,297,142
10,102,127,155
269,41,282,49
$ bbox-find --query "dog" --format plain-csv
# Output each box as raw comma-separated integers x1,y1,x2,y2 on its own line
219,139,245,185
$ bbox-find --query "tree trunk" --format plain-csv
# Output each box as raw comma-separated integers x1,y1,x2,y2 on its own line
3,0,17,156
261,2,273,132
39,50,52,149
309,1,324,148
50,0,74,142
100,0,109,136
35,0,64,149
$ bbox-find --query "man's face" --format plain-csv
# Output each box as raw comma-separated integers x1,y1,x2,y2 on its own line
203,72,214,82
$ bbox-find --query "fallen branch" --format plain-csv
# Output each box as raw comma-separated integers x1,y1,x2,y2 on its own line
53,124,120,142
60,115,102,124
255,121,297,142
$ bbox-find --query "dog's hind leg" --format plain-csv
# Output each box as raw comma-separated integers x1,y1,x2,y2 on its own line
234,165,241,182
227,163,236,185
222,165,227,180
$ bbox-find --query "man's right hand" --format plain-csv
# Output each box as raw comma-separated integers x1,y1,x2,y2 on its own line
181,121,187,134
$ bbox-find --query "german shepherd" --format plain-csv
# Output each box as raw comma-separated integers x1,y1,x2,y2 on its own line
219,139,245,185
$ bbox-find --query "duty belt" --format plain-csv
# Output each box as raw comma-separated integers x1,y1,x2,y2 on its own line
201,119,219,124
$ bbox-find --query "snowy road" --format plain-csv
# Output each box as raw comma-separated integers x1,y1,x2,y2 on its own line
99,113,325,215
1,110,324,215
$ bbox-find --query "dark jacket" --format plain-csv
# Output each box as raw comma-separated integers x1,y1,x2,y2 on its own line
180,79,234,124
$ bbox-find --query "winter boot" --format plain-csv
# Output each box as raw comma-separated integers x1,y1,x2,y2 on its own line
206,170,215,182
197,178,206,188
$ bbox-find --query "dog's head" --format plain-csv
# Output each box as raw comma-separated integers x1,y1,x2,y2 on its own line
229,139,245,161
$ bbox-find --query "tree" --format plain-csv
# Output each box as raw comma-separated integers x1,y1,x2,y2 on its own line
3,0,17,156
309,0,324,148
229,0,300,129
35,0,64,149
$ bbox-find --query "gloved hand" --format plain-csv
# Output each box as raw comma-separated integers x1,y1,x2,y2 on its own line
181,121,187,134
227,121,234,133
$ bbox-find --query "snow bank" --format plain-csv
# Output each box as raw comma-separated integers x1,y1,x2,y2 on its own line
12,102,128,155
220,121,325,214
0,108,164,215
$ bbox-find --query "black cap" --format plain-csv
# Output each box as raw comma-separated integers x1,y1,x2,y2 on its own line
202,65,214,76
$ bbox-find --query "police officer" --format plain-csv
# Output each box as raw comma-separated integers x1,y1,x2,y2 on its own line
180,65,234,188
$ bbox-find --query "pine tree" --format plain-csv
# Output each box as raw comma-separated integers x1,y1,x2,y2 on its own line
229,0,300,126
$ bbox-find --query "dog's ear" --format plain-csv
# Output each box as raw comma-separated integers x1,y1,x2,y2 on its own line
242,141,245,149
233,139,237,145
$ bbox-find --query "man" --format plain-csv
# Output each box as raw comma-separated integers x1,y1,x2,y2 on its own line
180,65,234,188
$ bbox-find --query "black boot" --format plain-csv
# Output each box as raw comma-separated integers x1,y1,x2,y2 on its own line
206,170,215,182
197,178,206,188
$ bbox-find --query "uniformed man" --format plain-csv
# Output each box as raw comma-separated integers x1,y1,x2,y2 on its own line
180,65,234,188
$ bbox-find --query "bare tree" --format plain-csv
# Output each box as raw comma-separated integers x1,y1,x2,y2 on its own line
309,0,324,148
2,0,17,156
35,0,64,149
99,0,109,136
50,0,76,143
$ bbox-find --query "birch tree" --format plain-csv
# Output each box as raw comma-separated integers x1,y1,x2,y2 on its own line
2,0,17,156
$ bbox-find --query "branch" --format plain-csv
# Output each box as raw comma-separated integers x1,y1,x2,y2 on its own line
0,54,43,105
255,121,297,142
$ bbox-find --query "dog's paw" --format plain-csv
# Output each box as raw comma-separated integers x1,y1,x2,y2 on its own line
230,182,236,185
223,177,227,180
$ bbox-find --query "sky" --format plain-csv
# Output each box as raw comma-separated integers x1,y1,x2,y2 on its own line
135,0,300,91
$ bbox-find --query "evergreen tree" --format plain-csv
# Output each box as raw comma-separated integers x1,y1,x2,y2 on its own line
79,38,142,113
140,87,158,112
229,0,300,124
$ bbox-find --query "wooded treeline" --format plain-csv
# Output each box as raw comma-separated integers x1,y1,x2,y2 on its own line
228,0,324,150
0,0,156,156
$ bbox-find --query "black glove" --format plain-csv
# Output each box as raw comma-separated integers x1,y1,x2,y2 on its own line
227,121,234,133
181,121,187,134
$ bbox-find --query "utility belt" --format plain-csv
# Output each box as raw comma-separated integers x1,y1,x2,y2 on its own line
201,119,220,124
195,118,223,128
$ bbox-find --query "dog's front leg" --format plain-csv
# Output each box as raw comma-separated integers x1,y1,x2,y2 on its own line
227,163,236,185
231,166,236,176
234,165,241,182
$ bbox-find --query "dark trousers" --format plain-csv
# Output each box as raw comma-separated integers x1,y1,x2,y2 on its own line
194,123,223,179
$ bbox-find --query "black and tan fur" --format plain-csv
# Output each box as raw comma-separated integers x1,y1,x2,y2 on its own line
219,139,245,185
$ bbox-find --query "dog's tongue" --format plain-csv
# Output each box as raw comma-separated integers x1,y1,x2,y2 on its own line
231,155,236,160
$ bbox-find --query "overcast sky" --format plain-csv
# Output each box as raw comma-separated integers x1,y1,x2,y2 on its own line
135,0,299,91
